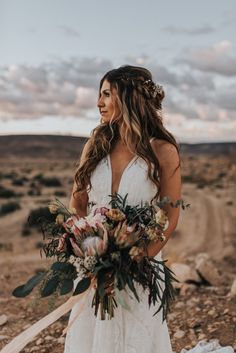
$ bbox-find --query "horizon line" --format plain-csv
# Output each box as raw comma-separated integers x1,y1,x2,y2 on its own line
0,133,235,145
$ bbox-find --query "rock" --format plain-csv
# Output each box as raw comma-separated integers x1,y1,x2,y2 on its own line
186,299,195,307
0,314,8,326
57,336,65,344
29,347,40,352
223,308,229,315
0,335,9,340
44,335,54,341
180,283,197,296
222,245,235,259
188,318,202,329
170,263,201,288
195,253,223,286
174,329,185,339
207,326,218,334
208,308,218,318
198,333,207,340
167,312,178,321
36,338,43,345
204,299,213,305
228,278,236,297
174,301,185,309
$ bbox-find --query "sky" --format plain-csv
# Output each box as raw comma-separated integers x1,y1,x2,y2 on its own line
0,0,236,143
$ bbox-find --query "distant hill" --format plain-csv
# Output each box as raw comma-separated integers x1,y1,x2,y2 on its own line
179,141,236,157
0,135,87,159
0,135,235,160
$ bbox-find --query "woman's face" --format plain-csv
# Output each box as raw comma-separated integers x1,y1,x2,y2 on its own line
97,79,121,123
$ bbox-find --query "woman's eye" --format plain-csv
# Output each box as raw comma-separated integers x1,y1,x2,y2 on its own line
104,92,110,97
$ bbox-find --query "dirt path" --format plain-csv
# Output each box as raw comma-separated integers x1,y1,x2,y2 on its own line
164,185,228,261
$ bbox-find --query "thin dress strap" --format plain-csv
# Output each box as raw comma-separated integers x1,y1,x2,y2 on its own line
150,137,156,143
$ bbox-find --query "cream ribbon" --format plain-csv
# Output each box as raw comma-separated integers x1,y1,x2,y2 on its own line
1,284,93,353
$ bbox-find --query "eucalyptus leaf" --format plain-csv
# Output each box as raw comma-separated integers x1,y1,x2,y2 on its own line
12,272,46,297
51,261,74,273
73,277,91,296
60,278,74,295
41,275,59,297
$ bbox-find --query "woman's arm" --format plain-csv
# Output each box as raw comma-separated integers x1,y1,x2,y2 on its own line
69,140,90,217
147,140,182,257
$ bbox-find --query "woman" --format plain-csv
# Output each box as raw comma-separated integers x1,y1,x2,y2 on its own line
64,65,182,353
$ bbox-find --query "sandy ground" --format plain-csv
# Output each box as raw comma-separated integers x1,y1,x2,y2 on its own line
0,155,235,352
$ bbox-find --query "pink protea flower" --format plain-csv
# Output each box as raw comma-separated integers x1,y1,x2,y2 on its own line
57,233,68,252
69,238,84,257
74,217,88,230
63,215,79,230
63,215,88,239
81,224,108,256
85,212,107,229
113,221,140,248
93,207,109,216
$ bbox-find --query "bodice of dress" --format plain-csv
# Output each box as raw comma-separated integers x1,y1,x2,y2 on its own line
88,154,158,209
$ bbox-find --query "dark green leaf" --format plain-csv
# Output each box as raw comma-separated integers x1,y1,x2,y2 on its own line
73,277,91,296
41,275,59,297
127,275,140,302
60,278,74,295
12,272,46,297
51,261,74,273
12,284,32,298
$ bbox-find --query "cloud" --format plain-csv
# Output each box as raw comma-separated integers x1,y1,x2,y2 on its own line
0,55,235,142
212,83,236,111
58,25,80,38
0,58,112,120
175,40,236,76
162,24,215,35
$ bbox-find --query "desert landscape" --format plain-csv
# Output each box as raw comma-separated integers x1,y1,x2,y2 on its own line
0,135,235,353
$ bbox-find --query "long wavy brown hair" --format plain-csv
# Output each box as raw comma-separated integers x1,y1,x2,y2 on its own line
74,65,181,201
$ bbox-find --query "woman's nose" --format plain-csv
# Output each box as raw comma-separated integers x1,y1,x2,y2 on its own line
97,95,105,108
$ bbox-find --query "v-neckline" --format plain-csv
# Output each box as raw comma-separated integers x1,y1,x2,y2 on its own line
107,154,138,195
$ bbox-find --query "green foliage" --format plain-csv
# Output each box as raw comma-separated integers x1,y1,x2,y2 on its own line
12,272,46,297
12,177,28,186
73,277,91,295
0,185,17,198
27,207,56,228
40,176,62,187
60,279,74,295
54,190,67,197
0,201,21,216
41,275,60,297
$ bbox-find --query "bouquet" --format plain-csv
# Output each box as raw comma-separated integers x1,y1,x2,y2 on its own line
13,193,189,322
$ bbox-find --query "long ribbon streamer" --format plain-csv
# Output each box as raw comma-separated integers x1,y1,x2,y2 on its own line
1,286,92,353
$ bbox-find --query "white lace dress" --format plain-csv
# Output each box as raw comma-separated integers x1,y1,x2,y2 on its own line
64,154,173,353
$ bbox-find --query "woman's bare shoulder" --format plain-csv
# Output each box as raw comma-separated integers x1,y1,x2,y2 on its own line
150,138,179,167
79,138,92,164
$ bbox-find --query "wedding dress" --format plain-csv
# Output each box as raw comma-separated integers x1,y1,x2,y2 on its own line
64,151,173,353
64,149,234,353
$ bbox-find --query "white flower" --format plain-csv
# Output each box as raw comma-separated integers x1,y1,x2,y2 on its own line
84,255,97,271
85,212,106,229
74,217,88,230
82,236,107,256
155,209,169,231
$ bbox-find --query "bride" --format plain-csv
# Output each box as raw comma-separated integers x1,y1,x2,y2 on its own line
64,65,181,353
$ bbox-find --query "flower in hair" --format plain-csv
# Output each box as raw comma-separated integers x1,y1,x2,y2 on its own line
144,79,163,98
